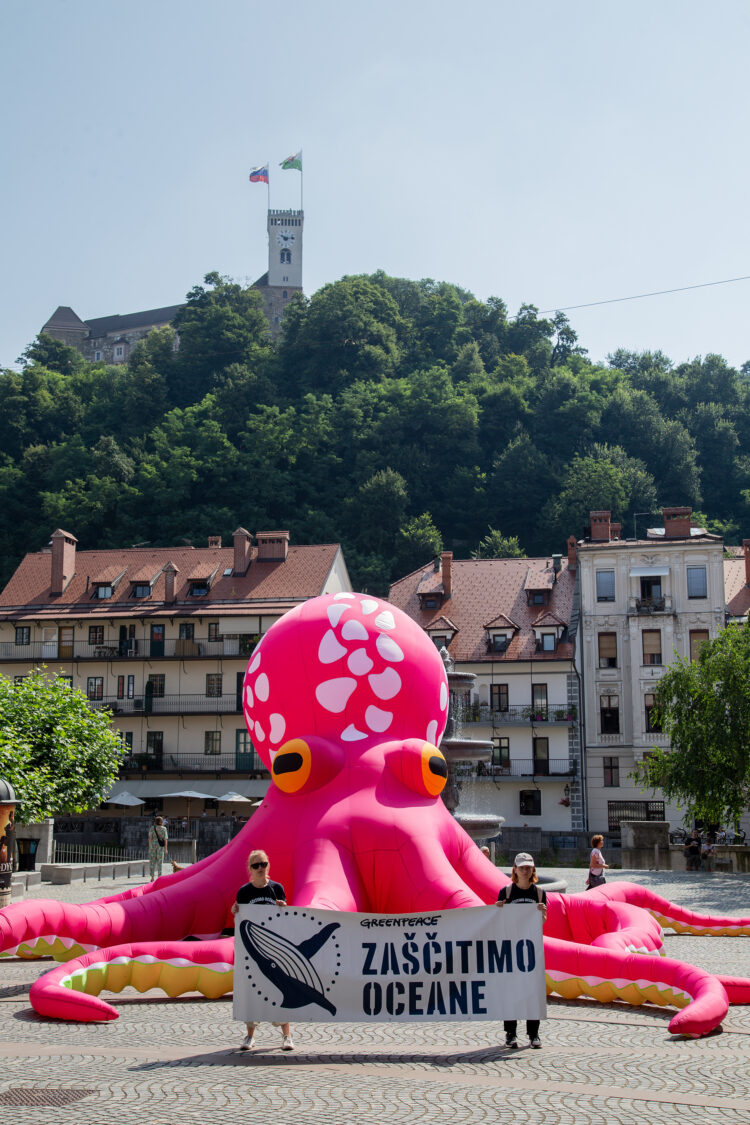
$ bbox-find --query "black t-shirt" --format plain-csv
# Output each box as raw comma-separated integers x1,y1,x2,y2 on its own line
235,879,286,907
684,836,701,857
497,882,547,906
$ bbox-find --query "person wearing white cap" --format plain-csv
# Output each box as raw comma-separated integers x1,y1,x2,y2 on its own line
496,852,547,1049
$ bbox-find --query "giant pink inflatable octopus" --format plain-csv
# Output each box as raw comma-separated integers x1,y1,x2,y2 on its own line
2,593,750,1036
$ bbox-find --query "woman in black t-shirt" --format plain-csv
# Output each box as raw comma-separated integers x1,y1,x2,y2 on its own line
231,849,294,1051
496,852,547,1049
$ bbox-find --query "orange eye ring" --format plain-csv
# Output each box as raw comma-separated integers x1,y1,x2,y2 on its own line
421,742,447,797
271,738,312,793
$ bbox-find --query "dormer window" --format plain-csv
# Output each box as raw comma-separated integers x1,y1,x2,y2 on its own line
95,585,113,599
538,633,557,652
422,597,439,609
527,590,549,607
189,582,209,598
132,583,152,598
491,634,509,653
431,634,449,649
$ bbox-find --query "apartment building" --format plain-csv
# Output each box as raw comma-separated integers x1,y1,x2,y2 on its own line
576,507,725,835
0,527,351,816
390,548,582,831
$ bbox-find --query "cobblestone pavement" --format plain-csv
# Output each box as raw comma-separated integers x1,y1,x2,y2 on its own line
2,868,750,1124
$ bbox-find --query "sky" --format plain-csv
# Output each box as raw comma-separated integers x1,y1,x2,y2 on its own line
2,0,750,371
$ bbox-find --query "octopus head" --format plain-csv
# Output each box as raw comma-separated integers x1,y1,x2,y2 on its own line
242,593,450,792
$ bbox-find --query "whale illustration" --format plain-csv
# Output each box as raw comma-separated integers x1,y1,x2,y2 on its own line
239,919,340,1014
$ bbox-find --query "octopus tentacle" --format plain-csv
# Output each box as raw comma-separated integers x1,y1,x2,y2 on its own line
591,881,750,936
28,938,234,1022
544,935,730,1037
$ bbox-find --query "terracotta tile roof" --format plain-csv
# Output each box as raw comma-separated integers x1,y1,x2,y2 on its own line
91,565,127,585
0,540,343,620
129,565,161,583
532,611,567,628
186,563,220,582
425,614,458,633
390,557,576,663
416,569,444,595
724,557,750,619
483,612,519,631
523,561,558,590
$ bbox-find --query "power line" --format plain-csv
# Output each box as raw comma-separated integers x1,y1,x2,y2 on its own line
537,273,750,316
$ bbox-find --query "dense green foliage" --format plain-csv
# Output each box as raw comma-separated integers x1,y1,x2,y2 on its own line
2,271,750,593
632,625,750,826
0,671,126,822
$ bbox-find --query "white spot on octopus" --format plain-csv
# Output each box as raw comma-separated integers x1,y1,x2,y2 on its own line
439,682,448,711
248,652,261,675
365,705,393,733
269,713,286,744
341,618,369,642
376,634,404,663
254,720,266,742
341,724,368,741
318,629,347,664
255,673,270,702
359,598,379,615
426,720,438,744
315,677,357,714
245,683,254,708
368,667,402,701
347,648,373,676
327,603,350,628
374,610,396,631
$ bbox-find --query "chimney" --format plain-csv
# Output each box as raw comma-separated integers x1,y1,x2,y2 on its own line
50,529,77,595
256,531,290,562
163,561,178,604
662,506,692,539
441,551,453,600
744,539,750,587
610,522,621,540
207,535,222,548
233,527,252,575
589,511,611,542
567,535,577,572
551,553,562,576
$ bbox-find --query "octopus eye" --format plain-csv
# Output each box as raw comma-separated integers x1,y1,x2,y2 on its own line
421,743,447,797
271,738,312,793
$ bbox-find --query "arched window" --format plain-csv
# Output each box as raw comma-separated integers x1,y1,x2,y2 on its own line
280,249,291,264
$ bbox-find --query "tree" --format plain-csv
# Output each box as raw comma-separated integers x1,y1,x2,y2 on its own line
0,670,125,823
18,334,85,376
632,624,750,826
471,528,526,559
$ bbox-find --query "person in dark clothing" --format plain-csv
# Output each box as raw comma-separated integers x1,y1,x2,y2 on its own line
231,849,294,1051
684,828,702,871
497,852,547,1049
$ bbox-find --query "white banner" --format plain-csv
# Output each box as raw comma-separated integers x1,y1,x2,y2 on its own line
233,904,546,1023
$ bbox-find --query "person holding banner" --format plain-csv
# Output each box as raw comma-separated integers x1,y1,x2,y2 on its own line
231,849,294,1052
496,853,547,1049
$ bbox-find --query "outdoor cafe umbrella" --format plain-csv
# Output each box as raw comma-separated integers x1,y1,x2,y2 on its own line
158,789,215,821
106,791,145,807
215,791,263,816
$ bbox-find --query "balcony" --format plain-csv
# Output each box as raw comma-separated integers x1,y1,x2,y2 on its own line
463,758,575,779
0,636,256,663
89,693,243,716
627,595,674,616
462,704,578,726
119,751,269,776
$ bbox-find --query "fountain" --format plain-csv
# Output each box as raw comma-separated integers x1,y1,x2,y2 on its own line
439,648,504,844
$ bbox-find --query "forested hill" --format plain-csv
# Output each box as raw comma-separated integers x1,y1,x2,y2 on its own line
2,270,749,594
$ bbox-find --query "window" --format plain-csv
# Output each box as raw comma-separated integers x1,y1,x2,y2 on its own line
146,731,163,755
14,626,30,645
539,633,556,652
179,623,195,640
639,576,662,605
147,674,165,697
132,584,151,598
644,693,661,733
526,590,548,606
117,676,125,699
533,737,549,774
189,582,209,597
89,625,104,645
490,634,508,652
208,623,220,641
280,249,291,263
492,736,510,769
94,350,102,361
598,632,617,668
14,675,25,684
87,677,103,700
600,694,620,734
431,635,449,649
531,684,547,719
283,289,288,299
58,675,73,689
687,566,707,599
206,673,223,698
96,585,113,599
205,731,221,755
127,674,134,699
490,684,509,712
520,790,542,816
119,731,133,751
690,629,709,661
642,630,662,666
422,597,438,609
603,756,619,787
114,345,124,359
596,570,615,602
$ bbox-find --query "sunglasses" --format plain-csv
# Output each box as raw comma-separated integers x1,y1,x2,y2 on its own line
250,861,268,870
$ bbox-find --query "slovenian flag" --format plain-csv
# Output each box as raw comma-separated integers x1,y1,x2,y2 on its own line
248,165,269,184
280,151,302,171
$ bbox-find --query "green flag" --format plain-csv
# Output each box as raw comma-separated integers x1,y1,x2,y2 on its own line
280,151,302,171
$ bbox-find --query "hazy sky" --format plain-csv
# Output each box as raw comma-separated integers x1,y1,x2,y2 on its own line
2,0,749,370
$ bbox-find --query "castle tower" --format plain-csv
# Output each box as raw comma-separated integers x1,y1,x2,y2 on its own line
255,208,304,336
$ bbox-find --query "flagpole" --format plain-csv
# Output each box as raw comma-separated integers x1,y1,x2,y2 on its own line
267,161,271,212
300,149,303,212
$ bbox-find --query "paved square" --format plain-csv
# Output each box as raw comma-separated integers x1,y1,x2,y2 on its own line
2,868,750,1124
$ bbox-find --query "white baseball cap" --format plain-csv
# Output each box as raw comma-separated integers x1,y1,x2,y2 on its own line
513,852,535,867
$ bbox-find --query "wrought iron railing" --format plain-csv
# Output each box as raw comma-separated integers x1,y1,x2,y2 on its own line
0,636,258,662
119,752,268,775
89,693,243,715
461,704,578,725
